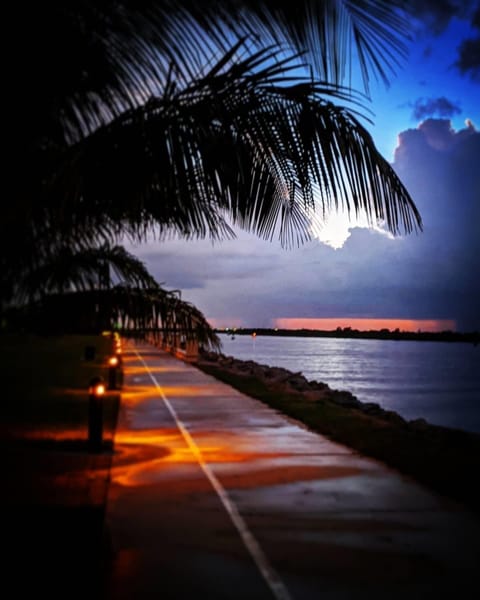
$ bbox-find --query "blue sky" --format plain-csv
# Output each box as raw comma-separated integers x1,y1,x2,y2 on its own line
367,6,479,160
127,1,480,332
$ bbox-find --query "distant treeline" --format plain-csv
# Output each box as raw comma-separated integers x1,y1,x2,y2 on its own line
217,328,480,344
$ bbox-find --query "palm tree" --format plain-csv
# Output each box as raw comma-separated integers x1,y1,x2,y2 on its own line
3,1,421,341
4,242,220,349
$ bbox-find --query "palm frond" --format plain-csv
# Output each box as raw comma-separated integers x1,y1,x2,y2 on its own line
10,1,412,147
207,0,410,92
108,285,221,350
45,49,420,250
3,241,220,351
14,243,159,303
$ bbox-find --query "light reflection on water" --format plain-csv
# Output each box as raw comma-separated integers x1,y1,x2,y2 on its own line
219,334,480,434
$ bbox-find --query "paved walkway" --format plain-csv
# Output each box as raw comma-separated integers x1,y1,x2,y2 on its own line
103,340,480,599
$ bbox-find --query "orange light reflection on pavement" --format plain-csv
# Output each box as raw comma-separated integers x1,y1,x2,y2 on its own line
113,362,265,487
126,365,186,376
7,427,86,441
121,383,236,405
115,429,264,464
7,426,117,447
158,384,235,397
111,420,298,487
112,351,365,491
114,428,181,446
49,387,93,397
119,355,138,364
120,385,163,405
112,422,358,490
111,430,362,491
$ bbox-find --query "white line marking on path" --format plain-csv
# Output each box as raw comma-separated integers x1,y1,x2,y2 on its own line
135,350,293,600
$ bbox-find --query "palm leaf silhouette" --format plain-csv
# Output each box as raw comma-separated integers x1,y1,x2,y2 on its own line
3,1,420,345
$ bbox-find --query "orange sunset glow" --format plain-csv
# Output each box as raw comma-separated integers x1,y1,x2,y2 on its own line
273,318,456,333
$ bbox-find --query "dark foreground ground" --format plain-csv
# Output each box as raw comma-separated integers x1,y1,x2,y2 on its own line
0,334,120,598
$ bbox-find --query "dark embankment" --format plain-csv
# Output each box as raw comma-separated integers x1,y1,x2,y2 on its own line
0,333,121,597
197,350,480,515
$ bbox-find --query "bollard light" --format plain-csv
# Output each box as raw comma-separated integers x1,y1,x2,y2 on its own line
108,355,122,390
108,356,118,390
88,376,105,452
90,379,106,396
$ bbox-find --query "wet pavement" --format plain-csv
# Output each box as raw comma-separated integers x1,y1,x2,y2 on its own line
103,340,480,599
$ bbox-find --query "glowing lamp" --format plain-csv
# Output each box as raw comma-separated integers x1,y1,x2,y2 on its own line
107,355,122,390
89,376,105,397
94,382,106,396
88,376,105,452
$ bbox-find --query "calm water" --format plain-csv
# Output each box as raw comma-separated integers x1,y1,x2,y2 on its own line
218,334,480,434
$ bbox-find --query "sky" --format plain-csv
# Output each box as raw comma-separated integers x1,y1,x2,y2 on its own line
127,1,480,333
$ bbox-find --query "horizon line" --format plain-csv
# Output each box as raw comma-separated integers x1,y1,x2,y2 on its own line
209,317,457,333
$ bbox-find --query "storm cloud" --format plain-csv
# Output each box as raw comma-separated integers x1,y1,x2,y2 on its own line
455,33,480,80
455,4,480,80
409,1,480,80
129,119,479,331
410,96,462,120
410,0,475,34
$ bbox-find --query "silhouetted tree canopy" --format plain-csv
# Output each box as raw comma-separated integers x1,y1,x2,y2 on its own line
3,1,421,342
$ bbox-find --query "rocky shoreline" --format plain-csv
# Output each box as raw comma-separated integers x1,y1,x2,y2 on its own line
199,350,435,433
197,349,480,513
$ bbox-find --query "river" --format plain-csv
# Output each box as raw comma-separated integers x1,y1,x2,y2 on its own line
218,333,480,434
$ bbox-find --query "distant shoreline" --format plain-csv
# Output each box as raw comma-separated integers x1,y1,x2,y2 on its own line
216,328,480,345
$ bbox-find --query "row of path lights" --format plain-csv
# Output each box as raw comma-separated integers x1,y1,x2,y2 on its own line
87,331,123,452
